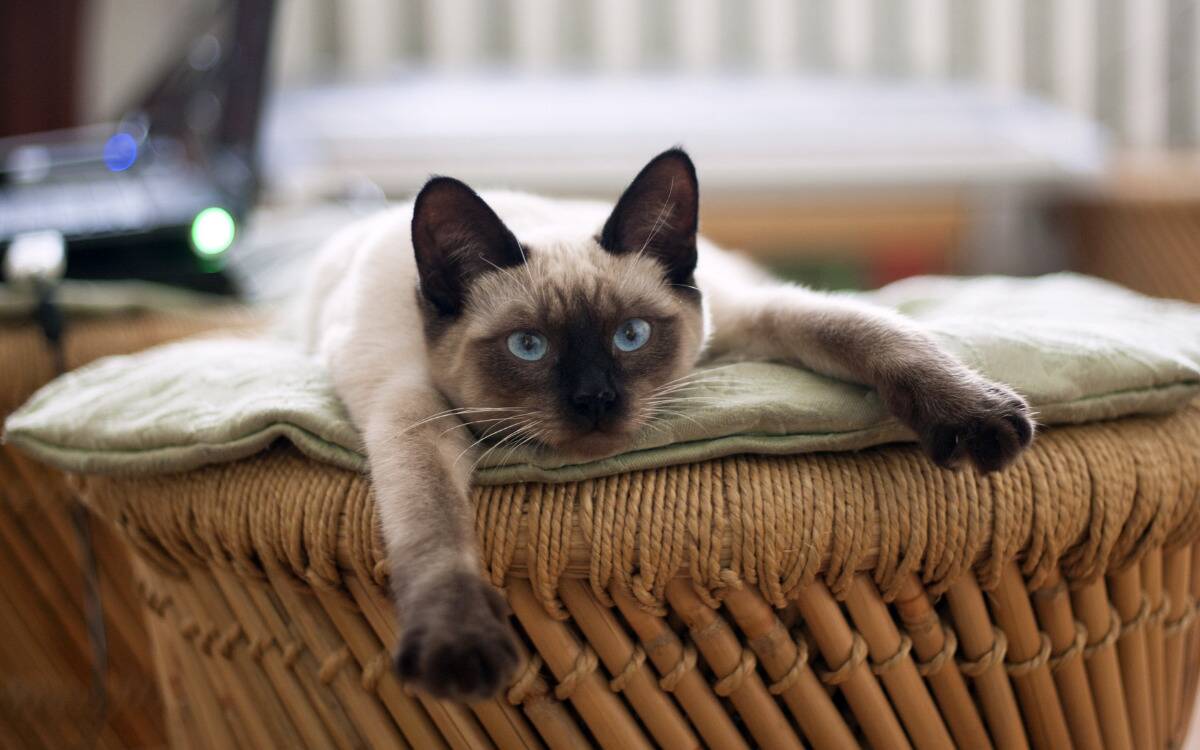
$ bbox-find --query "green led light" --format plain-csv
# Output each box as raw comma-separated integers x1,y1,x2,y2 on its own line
190,207,236,258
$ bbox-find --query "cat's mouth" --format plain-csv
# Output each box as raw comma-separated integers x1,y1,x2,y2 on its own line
471,409,645,462
538,422,642,461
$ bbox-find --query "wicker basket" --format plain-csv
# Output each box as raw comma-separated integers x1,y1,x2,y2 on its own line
68,402,1200,749
0,311,252,748
1065,195,1200,304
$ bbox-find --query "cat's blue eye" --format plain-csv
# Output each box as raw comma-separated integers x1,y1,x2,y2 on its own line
507,331,548,361
614,318,651,352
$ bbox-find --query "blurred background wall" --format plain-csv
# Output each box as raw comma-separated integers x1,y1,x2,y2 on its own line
9,0,1200,297
78,0,1200,151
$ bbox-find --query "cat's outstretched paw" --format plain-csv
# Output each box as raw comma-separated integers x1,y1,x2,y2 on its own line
394,572,520,702
884,372,1035,474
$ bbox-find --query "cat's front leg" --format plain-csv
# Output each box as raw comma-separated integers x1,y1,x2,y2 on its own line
362,386,520,701
706,284,1035,472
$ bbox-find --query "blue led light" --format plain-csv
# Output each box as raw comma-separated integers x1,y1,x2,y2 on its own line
103,133,138,172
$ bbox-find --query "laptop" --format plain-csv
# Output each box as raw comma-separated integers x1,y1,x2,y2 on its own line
0,0,275,295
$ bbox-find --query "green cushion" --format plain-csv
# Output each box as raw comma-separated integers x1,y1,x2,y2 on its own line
6,273,1200,484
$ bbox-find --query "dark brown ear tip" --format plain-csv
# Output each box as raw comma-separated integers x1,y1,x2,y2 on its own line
412,176,492,236
415,175,476,204
648,147,696,175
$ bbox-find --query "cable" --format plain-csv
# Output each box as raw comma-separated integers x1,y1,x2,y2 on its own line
4,231,108,748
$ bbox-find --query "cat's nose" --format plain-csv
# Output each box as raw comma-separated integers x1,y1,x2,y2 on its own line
571,386,618,423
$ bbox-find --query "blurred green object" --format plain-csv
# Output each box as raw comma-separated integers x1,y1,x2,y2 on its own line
767,255,866,290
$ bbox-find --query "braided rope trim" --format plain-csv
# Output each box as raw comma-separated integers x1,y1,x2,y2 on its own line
768,637,810,695
1084,607,1122,658
1164,599,1200,637
1005,633,1051,677
817,633,867,686
959,628,1007,677
214,623,245,659
553,647,598,701
1120,596,1153,637
607,645,646,693
1031,579,1068,601
713,649,758,697
914,625,958,677
507,654,547,705
249,636,274,661
1150,594,1172,626
1048,622,1088,673
658,644,698,692
361,651,390,692
870,634,912,677
318,646,352,684
280,641,305,668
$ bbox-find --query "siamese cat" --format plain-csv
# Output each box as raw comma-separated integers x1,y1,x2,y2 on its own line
300,149,1033,701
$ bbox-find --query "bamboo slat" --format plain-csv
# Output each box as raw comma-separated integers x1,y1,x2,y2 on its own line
1028,571,1103,749
1073,578,1135,750
1163,547,1192,740
892,575,992,749
1112,565,1158,749
0,310,258,746
843,574,954,749
722,584,857,749
946,575,1029,748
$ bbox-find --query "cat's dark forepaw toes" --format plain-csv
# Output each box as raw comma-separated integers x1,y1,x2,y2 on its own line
394,575,520,702
921,385,1035,474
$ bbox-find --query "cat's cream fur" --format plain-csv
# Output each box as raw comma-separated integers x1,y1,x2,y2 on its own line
300,149,1033,700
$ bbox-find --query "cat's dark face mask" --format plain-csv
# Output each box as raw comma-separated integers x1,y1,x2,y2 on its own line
412,149,708,459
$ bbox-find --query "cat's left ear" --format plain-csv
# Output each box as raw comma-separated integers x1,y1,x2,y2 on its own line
599,148,699,284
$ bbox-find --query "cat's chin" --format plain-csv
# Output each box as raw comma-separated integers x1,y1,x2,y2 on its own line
551,429,637,460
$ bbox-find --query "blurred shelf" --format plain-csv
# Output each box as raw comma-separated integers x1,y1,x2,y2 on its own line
260,74,1109,204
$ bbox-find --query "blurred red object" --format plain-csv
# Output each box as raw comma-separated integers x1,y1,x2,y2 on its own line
0,0,82,137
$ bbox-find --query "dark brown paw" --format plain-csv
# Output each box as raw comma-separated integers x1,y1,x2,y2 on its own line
918,381,1035,473
394,572,520,702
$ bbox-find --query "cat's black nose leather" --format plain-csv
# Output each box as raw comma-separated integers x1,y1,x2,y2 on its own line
571,386,618,422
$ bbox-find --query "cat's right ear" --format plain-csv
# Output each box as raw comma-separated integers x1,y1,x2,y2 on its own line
412,177,526,315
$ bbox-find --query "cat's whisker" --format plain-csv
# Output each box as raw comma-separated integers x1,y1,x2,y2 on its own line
482,248,548,311
643,393,725,405
633,178,675,261
642,398,723,410
652,379,756,395
648,386,739,398
657,362,746,386
493,425,546,469
468,419,541,474
481,256,539,306
637,407,673,436
463,408,551,473
437,411,536,440
454,417,539,468
395,406,528,439
657,371,757,388
652,364,753,391
648,377,753,398
648,407,706,431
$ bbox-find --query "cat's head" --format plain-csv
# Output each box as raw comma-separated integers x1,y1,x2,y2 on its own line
413,148,708,458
